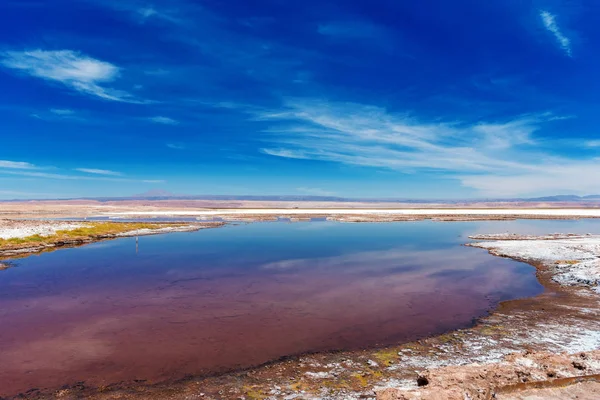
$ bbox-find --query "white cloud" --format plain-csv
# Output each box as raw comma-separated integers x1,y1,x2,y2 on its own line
585,140,600,148
148,116,179,125
75,168,122,176
0,49,144,103
540,10,572,57
50,108,75,115
167,143,185,149
257,99,598,197
0,160,37,169
459,162,600,197
0,161,163,184
135,6,181,24
0,169,165,184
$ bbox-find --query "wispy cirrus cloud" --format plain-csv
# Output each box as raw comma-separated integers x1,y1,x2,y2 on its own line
148,116,179,125
75,168,122,176
585,140,600,148
257,99,597,197
50,108,75,115
92,0,184,25
0,160,163,183
540,10,572,57
0,169,165,184
135,6,182,24
0,160,37,169
166,143,185,150
0,49,145,103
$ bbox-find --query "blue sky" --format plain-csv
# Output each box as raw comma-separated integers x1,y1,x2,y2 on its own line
1,0,599,199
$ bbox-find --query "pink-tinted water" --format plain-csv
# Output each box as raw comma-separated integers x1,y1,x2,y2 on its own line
0,221,543,396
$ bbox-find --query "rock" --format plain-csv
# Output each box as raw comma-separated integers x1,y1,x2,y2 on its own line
375,350,600,400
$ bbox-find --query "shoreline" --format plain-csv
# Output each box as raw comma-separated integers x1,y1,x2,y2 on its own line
2,222,600,399
0,220,224,259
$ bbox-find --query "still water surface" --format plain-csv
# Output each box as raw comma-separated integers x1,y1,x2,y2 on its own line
2,219,597,395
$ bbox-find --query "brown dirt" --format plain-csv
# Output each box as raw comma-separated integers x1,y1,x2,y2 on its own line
377,352,600,399
498,379,600,399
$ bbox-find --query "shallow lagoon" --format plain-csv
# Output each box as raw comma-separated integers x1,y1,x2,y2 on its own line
2,219,598,396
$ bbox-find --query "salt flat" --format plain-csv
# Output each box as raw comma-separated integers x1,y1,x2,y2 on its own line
104,208,600,217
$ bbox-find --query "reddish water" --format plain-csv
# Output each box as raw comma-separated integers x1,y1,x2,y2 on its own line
0,221,544,396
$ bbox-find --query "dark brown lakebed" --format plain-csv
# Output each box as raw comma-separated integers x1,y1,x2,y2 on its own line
2,219,598,398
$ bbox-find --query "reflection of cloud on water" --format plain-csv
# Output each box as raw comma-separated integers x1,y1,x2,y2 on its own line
259,245,541,305
0,316,125,372
261,247,488,273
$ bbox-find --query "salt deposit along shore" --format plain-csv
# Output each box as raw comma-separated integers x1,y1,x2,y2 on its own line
468,234,600,292
0,219,224,258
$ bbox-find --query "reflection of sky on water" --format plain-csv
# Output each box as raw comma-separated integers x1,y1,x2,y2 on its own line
1,219,598,396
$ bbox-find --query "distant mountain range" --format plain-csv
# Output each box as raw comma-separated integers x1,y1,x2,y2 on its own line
4,190,600,203
123,190,600,203
525,195,600,201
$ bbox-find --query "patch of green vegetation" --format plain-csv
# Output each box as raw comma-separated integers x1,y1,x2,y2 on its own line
556,259,579,265
351,370,383,388
373,348,399,366
0,234,45,246
54,222,175,238
243,385,267,400
478,325,507,336
321,377,352,391
352,373,369,388
435,332,461,344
